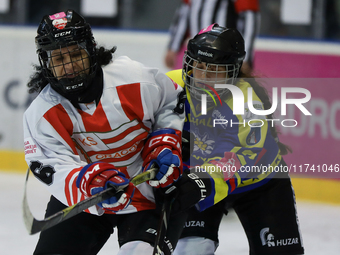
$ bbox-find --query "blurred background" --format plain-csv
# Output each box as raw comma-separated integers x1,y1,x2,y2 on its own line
0,0,339,205
1,0,340,39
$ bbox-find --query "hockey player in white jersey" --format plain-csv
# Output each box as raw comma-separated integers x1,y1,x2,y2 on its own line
23,9,190,255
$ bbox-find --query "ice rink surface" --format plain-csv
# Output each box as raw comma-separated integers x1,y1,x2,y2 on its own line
1,171,339,255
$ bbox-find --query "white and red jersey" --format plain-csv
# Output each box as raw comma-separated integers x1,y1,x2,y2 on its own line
23,56,184,215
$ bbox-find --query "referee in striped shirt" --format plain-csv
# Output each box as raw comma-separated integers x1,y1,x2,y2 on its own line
165,0,260,74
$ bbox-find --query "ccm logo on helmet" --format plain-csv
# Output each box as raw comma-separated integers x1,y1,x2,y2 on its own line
54,31,71,37
198,50,213,58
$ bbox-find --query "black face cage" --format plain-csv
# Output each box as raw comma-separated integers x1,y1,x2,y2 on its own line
38,43,97,95
182,51,240,102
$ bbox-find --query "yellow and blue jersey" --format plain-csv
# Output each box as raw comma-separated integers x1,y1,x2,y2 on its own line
167,69,284,211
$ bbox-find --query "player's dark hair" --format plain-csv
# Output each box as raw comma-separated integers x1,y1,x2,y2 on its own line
239,71,292,155
27,46,116,94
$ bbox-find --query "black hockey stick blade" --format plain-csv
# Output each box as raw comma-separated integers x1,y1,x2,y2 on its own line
23,167,157,235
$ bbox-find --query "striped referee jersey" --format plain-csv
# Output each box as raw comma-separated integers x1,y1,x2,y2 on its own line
168,0,260,66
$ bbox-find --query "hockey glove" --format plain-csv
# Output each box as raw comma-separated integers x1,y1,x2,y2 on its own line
142,128,183,188
76,162,135,213
170,168,212,215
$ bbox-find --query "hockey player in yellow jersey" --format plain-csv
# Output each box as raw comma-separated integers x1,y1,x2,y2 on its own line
167,24,304,255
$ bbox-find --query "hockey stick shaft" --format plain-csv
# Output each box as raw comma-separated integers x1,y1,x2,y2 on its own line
152,186,176,255
153,198,172,255
23,167,158,235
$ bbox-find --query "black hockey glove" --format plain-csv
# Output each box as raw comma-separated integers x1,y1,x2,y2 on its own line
170,168,212,215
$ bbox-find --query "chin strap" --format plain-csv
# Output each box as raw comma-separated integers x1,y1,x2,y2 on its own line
51,68,103,109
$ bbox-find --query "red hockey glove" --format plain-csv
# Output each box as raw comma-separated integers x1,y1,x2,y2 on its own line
142,128,183,188
76,162,135,212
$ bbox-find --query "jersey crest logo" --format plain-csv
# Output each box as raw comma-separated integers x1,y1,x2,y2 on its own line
246,127,261,145
260,228,275,247
193,131,214,155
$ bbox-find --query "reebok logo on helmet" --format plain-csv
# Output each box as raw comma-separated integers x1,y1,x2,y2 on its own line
198,50,213,58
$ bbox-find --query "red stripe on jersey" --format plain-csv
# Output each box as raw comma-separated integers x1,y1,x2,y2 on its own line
254,148,267,165
229,177,237,193
44,104,77,154
234,0,259,13
102,124,146,145
169,78,179,90
130,188,156,211
88,131,147,157
79,101,111,132
65,167,82,206
116,83,145,123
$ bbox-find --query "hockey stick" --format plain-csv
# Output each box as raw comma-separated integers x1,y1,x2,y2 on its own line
152,186,176,255
22,167,158,235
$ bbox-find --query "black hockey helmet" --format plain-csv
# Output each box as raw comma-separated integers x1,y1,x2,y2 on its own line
183,24,246,101
35,9,97,95
186,24,245,65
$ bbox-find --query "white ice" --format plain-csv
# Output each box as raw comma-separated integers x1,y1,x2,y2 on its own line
1,171,339,255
